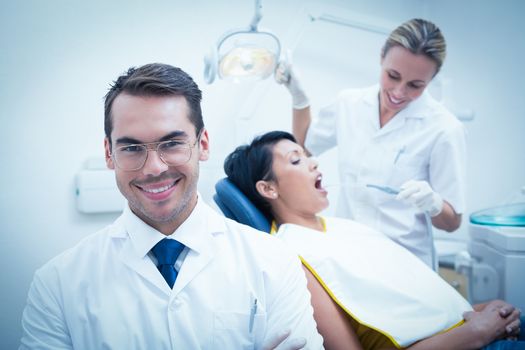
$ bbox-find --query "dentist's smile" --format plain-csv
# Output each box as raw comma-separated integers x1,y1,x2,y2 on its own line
134,178,181,201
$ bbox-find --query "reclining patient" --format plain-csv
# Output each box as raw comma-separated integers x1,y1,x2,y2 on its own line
224,130,522,350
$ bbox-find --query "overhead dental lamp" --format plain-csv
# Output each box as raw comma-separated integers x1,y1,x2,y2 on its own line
203,0,281,84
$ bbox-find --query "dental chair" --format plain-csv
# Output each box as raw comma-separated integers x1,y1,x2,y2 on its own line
213,178,271,233
213,178,525,349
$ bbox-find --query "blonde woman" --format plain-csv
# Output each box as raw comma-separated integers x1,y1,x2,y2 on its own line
276,19,465,268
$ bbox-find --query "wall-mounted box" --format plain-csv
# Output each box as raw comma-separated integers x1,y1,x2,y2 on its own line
75,168,125,214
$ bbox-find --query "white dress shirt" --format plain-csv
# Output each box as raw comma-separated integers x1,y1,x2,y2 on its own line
20,197,323,349
306,85,466,266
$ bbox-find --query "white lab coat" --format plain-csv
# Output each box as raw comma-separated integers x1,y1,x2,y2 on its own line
20,198,323,349
306,85,466,266
275,217,472,348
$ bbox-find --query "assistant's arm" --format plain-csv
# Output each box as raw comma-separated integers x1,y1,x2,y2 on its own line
429,121,467,232
20,271,73,350
431,202,462,232
275,62,312,150
292,107,312,149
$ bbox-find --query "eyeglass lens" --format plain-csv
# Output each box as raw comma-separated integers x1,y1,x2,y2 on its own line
114,141,193,170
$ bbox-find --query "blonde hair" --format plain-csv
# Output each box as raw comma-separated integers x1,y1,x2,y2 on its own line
382,18,446,74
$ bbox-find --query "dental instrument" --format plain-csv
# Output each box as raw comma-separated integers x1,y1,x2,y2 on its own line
365,184,400,195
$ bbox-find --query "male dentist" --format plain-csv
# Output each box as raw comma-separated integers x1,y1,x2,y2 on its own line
20,63,323,349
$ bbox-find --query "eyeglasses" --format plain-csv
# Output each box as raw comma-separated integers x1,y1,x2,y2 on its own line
111,137,200,171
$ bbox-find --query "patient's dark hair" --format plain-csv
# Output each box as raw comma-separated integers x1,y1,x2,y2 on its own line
224,131,296,222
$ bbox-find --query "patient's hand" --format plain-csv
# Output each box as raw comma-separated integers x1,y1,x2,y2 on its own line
491,300,521,340
464,300,521,345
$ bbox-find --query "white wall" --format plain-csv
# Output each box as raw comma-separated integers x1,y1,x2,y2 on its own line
424,0,525,216
1,0,523,348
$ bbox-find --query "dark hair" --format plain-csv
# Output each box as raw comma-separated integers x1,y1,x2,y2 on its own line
224,131,296,222
104,63,204,144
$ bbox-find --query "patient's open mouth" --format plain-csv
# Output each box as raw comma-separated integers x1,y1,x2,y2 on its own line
315,175,323,190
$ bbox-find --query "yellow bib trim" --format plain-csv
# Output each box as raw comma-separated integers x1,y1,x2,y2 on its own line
299,257,403,349
270,217,326,235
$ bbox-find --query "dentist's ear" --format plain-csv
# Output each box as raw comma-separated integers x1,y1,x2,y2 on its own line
198,129,210,161
104,138,115,170
256,180,278,200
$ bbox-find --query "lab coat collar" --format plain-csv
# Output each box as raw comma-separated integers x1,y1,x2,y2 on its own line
116,206,165,258
397,89,432,120
111,194,225,296
169,194,227,254
363,84,432,137
115,193,222,257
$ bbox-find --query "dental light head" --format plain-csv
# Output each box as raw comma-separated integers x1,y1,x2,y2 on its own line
203,0,281,84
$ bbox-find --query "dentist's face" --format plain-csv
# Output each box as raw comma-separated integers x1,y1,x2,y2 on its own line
104,94,209,234
379,45,437,115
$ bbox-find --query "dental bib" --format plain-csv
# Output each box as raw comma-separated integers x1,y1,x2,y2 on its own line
275,217,472,347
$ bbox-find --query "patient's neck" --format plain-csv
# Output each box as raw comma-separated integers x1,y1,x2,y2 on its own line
274,211,324,232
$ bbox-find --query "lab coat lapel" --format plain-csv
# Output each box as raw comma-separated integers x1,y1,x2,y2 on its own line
171,242,213,297
362,84,407,137
171,204,220,297
119,237,173,296
376,110,407,137
376,91,429,138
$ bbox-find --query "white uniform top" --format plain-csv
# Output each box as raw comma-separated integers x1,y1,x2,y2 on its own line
306,84,466,266
276,216,472,348
20,197,323,349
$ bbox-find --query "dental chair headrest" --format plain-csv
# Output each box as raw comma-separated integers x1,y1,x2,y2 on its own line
214,178,271,233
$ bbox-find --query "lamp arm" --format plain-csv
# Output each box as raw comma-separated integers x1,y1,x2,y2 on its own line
249,0,263,31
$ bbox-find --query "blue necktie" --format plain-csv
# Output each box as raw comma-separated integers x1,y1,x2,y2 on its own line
152,238,185,288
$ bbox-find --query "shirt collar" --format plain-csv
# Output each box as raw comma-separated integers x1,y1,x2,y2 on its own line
120,193,220,259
